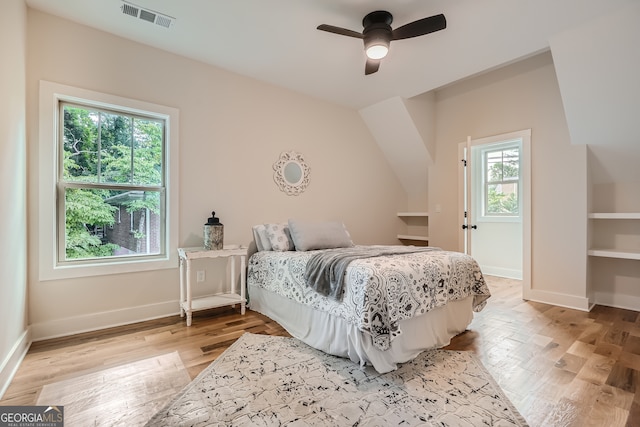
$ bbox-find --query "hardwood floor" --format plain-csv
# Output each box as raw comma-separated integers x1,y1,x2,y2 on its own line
2,276,640,426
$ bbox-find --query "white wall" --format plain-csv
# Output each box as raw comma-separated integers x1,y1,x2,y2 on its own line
26,9,407,339
0,0,29,397
550,2,640,149
429,51,589,309
550,3,640,311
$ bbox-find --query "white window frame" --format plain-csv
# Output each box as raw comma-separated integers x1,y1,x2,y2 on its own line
39,81,179,280
472,139,523,224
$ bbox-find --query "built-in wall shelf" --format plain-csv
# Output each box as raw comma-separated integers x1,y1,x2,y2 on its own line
588,249,640,260
588,212,640,260
397,212,429,217
397,234,430,242
588,213,640,219
397,212,429,244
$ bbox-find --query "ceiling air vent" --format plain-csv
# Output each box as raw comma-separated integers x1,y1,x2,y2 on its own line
120,1,175,29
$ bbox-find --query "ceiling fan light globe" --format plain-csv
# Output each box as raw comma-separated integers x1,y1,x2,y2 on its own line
366,44,388,59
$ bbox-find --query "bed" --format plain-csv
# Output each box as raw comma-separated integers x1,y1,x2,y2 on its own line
247,220,490,373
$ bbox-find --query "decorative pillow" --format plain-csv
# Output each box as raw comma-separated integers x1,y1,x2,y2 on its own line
287,219,354,251
252,224,272,251
264,223,295,251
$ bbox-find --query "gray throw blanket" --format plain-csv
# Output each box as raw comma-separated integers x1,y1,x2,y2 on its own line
304,246,439,300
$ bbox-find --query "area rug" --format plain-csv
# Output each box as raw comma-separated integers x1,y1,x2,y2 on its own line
37,351,190,426
146,333,528,426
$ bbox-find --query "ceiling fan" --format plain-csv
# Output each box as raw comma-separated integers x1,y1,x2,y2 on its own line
317,11,446,75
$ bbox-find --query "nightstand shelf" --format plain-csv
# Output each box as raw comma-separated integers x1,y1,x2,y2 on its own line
178,246,248,326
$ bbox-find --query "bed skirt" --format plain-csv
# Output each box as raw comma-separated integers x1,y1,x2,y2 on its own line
248,283,475,373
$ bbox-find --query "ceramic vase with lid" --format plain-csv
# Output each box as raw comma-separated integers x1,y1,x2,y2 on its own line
203,211,223,250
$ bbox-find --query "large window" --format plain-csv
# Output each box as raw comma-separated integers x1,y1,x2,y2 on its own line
60,103,165,262
39,81,179,280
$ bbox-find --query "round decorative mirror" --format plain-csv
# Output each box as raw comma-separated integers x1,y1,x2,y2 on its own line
273,151,310,195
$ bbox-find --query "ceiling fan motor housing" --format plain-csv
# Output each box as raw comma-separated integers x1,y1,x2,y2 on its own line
363,11,393,58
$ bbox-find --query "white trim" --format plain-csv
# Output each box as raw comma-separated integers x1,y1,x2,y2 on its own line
0,329,31,400
457,143,467,253
459,129,531,300
524,288,591,312
473,140,523,223
38,81,179,280
30,300,180,341
479,265,522,280
593,291,640,312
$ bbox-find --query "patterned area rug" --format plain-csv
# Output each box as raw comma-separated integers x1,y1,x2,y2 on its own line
147,333,529,426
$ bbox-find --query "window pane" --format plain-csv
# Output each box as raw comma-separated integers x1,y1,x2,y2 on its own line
62,105,164,187
486,151,503,181
503,148,520,180
486,183,519,215
100,112,133,184
133,118,163,186
62,106,99,182
64,188,162,260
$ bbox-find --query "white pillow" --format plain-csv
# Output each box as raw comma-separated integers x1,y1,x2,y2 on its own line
287,219,354,251
264,223,295,251
252,224,272,251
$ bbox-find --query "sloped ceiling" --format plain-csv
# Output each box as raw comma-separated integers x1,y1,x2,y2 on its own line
24,0,634,110
24,0,640,187
551,2,640,148
551,2,640,184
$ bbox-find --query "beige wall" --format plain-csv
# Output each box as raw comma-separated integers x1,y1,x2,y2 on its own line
430,51,588,307
0,0,29,395
26,9,406,339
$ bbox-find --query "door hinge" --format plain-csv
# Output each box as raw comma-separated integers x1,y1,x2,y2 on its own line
461,159,467,167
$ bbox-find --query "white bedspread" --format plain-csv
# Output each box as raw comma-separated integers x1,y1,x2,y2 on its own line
247,246,490,351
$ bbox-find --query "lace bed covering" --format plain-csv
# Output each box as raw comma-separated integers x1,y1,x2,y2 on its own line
247,246,490,351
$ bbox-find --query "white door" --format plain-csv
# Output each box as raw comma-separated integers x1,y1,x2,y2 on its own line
459,130,531,288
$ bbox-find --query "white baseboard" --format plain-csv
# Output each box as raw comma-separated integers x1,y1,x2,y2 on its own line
480,265,522,280
0,328,31,400
523,288,591,312
592,291,640,312
30,300,180,342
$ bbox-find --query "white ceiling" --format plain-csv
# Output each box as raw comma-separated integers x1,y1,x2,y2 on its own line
24,0,635,110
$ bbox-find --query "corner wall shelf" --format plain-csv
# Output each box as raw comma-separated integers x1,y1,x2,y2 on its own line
588,212,640,261
397,234,430,242
397,212,429,244
588,213,640,219
588,249,640,260
397,212,429,217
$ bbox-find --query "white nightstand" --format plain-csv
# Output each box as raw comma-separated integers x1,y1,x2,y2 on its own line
177,245,248,326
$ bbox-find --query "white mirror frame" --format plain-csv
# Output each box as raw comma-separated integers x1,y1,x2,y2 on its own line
273,151,310,196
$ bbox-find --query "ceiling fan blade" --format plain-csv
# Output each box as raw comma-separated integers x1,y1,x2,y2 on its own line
391,14,446,40
365,58,380,75
317,24,363,39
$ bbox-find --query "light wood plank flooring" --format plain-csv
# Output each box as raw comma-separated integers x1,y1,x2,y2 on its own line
2,276,640,426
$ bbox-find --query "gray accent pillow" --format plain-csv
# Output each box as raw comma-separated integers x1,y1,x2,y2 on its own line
252,224,272,251
288,219,354,251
